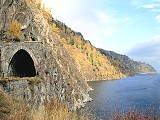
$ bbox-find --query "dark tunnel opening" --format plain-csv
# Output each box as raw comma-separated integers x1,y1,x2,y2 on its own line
9,49,36,77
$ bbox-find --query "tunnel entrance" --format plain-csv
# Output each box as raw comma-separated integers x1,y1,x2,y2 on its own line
9,49,36,77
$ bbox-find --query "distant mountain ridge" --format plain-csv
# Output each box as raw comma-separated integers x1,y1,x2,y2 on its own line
98,49,156,76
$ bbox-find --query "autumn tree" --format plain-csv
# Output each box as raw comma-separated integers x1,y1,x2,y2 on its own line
7,20,22,41
51,23,60,34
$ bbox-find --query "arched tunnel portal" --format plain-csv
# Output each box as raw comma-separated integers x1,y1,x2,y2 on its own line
9,49,36,77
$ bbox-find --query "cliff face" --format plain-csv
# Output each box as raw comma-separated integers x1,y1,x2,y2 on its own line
0,0,91,110
98,49,156,76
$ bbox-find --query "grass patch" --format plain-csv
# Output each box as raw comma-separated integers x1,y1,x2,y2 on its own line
31,100,89,120
108,109,160,120
0,90,29,120
0,90,92,120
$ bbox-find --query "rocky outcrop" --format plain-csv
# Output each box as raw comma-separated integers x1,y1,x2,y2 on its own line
0,0,91,110
0,78,91,109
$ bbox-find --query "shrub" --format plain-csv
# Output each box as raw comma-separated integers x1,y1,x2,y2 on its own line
7,20,22,41
0,89,90,120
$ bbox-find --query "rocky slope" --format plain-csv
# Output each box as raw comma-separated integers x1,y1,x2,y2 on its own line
0,0,91,110
98,49,156,76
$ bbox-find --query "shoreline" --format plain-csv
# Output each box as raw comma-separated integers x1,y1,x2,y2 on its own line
86,72,158,82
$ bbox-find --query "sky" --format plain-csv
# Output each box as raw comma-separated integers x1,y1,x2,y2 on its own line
42,0,160,72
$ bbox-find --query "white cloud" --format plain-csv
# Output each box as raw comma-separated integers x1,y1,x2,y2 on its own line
119,17,132,25
104,29,114,37
41,0,92,22
150,9,160,12
155,15,160,23
95,11,133,37
131,0,160,28
131,0,160,10
126,35,160,72
120,17,130,22
152,34,160,41
41,0,96,38
154,0,160,2
131,0,142,7
96,12,116,24
96,11,132,25
131,0,160,8
95,11,117,37
141,4,159,9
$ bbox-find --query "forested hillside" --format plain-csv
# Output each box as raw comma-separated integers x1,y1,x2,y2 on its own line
50,19,156,80
51,19,124,80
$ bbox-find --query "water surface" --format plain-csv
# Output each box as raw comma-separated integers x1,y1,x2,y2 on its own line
87,74,160,119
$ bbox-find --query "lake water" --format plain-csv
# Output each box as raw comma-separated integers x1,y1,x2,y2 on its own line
87,74,160,119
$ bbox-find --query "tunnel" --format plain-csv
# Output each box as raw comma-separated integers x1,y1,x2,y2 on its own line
9,49,36,77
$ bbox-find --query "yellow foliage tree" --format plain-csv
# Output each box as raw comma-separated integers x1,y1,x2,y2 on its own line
8,20,22,40
120,72,123,79
51,23,60,34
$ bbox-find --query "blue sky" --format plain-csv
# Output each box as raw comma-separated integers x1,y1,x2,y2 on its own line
42,0,160,72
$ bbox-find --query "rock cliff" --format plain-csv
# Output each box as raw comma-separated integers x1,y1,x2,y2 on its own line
0,0,91,110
